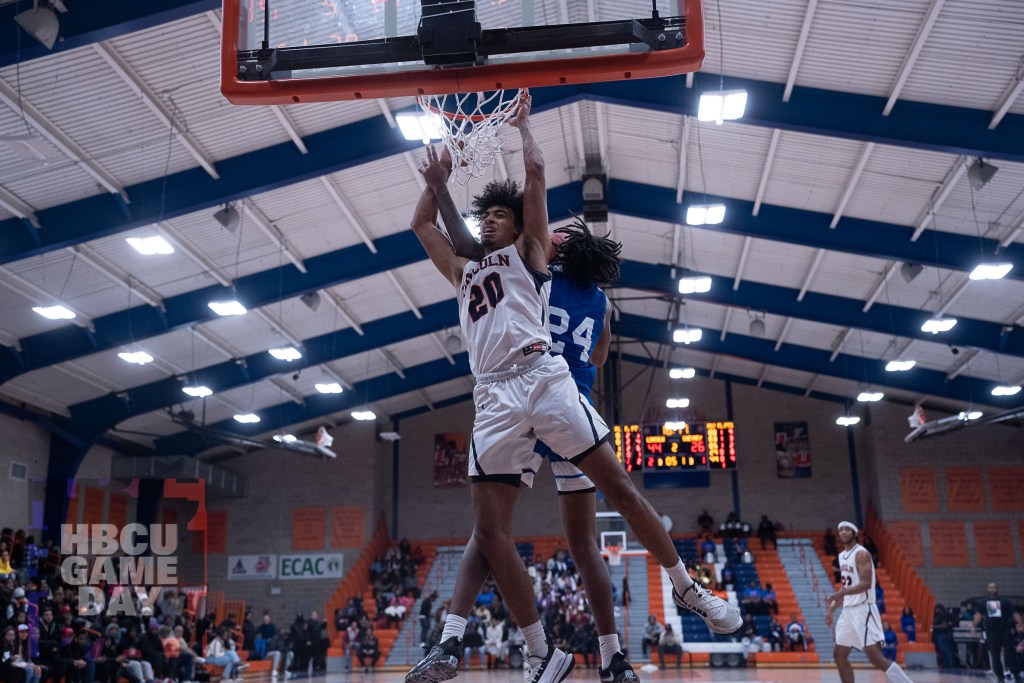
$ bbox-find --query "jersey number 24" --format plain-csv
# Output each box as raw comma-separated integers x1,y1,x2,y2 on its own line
549,306,595,363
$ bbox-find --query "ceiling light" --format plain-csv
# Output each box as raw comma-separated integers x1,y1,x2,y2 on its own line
666,398,690,408
966,159,998,190
315,382,344,394
673,328,702,344
351,410,377,421
958,411,982,420
900,263,923,283
300,291,321,311
15,3,60,50
685,203,726,226
669,367,696,379
969,263,1013,281
233,413,260,424
921,318,957,334
678,276,712,294
126,236,174,255
395,112,442,144
991,385,1021,397
749,318,766,337
273,434,297,443
118,351,154,365
462,214,481,239
857,391,884,402
697,89,748,123
208,300,247,316
182,385,212,398
836,416,861,427
213,205,240,232
268,346,302,361
885,359,916,372
33,304,75,320
663,421,688,431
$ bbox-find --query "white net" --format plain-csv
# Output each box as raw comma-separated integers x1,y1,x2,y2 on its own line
417,89,527,186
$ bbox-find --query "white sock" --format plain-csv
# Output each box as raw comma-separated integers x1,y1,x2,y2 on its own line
665,560,695,593
598,634,620,670
521,621,549,660
886,662,913,683
440,615,467,643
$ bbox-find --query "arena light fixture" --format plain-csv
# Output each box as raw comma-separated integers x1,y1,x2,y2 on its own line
462,213,481,238
991,385,1021,397
685,203,726,226
665,398,690,408
395,111,443,144
213,205,240,232
857,391,884,402
669,367,696,379
15,2,61,50
273,434,297,443
33,304,75,320
233,413,260,424
678,276,712,294
921,317,957,334
118,351,154,365
126,236,174,255
664,421,688,431
182,385,213,398
958,411,983,420
885,359,916,372
208,300,247,316
969,263,1013,280
966,158,998,190
315,382,344,394
351,410,377,421
836,416,861,427
697,89,748,124
268,346,302,361
673,328,703,344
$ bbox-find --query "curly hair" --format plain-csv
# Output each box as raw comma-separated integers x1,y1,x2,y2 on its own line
552,218,622,287
470,179,524,228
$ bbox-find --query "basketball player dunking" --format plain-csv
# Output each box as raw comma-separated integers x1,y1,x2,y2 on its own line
408,94,740,683
827,521,914,683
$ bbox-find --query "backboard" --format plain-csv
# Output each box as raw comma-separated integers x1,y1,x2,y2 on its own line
220,0,704,104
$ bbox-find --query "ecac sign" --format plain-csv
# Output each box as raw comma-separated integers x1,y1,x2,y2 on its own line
279,553,344,580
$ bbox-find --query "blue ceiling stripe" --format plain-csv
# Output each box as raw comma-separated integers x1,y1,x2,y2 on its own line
0,0,218,69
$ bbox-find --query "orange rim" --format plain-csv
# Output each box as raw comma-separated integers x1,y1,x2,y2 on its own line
416,88,528,123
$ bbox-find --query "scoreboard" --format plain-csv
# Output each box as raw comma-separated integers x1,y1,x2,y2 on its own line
613,422,737,472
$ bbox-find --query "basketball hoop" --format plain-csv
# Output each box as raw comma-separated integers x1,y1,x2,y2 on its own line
417,89,528,186
606,545,623,567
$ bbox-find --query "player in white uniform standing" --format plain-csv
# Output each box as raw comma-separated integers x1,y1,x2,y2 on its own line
408,94,740,683
826,521,914,683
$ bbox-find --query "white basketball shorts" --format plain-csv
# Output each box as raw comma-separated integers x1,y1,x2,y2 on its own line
835,602,885,651
469,354,610,486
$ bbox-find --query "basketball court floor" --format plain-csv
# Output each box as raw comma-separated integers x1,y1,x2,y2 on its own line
258,670,985,683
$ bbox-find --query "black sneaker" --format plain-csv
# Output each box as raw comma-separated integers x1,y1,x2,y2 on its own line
598,653,638,683
523,640,575,683
405,636,462,683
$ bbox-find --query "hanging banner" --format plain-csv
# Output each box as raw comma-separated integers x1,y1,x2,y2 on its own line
928,521,969,566
292,507,326,551
945,467,984,512
973,521,1015,567
888,521,925,566
900,468,938,513
774,421,811,478
331,506,365,548
988,467,1024,512
228,554,278,580
434,432,469,487
279,553,344,580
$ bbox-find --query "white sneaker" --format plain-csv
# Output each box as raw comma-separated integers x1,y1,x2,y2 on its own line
523,643,574,683
672,582,743,634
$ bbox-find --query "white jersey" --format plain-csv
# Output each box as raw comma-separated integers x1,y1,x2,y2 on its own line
839,543,874,607
457,243,552,376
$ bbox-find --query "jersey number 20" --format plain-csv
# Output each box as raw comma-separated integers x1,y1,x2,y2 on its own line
468,273,505,322
549,307,595,362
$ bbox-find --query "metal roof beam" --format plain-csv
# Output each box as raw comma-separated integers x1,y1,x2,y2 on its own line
240,200,307,273
882,0,946,116
251,308,305,350
752,129,781,216
93,42,219,179
946,348,981,380
386,271,422,319
191,326,239,360
988,58,1024,130
155,222,233,287
720,308,732,342
797,248,826,302
862,262,899,313
0,186,39,228
268,376,305,405
803,374,819,397
998,208,1024,249
675,116,691,202
913,156,968,240
271,107,309,155
756,365,770,387
733,237,752,291
0,78,127,202
320,177,378,254
783,0,818,102
774,318,793,351
378,348,406,379
69,244,164,310
830,143,875,228
0,266,94,331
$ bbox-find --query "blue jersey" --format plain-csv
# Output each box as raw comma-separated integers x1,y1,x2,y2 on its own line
547,266,608,401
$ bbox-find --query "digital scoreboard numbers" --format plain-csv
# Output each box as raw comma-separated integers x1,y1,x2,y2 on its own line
614,421,738,472
612,424,644,472
642,423,710,472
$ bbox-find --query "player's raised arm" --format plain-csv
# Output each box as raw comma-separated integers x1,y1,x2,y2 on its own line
590,307,613,367
410,153,467,288
509,94,550,272
425,146,485,261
